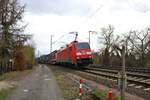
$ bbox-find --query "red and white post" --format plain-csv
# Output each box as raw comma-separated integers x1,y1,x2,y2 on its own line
79,79,84,96
108,90,112,100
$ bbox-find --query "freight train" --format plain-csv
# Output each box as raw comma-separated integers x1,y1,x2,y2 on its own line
49,41,93,67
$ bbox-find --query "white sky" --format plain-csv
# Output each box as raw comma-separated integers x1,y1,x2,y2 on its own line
21,0,150,55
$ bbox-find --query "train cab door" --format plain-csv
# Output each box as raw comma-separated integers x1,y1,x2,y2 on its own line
68,44,76,65
72,44,77,65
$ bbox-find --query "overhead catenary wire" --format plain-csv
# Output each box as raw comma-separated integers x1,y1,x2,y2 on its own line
52,34,66,44
127,0,150,13
51,0,110,50
75,0,110,31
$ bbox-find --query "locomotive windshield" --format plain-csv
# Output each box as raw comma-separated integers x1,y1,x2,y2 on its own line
76,43,90,50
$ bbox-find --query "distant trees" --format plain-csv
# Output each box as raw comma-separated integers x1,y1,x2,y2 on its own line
97,25,150,67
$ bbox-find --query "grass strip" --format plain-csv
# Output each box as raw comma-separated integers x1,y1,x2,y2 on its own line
91,89,119,100
0,87,15,100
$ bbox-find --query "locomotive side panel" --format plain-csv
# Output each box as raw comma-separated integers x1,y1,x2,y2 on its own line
55,41,93,67
70,44,77,65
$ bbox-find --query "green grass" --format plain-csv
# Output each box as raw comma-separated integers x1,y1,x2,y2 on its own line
92,89,107,100
0,69,33,81
0,87,15,100
49,66,93,100
91,89,119,100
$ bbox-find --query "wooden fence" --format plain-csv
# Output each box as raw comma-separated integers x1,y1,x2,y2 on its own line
0,60,16,74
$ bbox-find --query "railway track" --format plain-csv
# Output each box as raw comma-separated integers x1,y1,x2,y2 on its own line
82,67,150,91
90,65,150,74
73,66,150,99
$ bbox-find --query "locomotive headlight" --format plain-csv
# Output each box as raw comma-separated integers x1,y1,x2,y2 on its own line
86,52,91,55
76,52,81,55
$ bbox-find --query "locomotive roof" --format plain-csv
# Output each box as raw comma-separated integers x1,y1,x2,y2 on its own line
68,41,89,46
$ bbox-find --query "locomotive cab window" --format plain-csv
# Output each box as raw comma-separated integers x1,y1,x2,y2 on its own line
76,43,90,50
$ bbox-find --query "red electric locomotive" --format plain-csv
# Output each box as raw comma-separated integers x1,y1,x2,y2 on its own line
56,41,93,66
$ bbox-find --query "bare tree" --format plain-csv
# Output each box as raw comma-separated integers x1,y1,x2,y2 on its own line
128,26,150,67
112,32,134,67
100,25,114,50
99,25,120,66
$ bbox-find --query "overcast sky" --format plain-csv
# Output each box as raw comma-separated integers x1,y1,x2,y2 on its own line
21,0,150,55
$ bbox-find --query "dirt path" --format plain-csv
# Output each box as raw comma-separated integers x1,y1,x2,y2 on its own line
6,65,63,100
